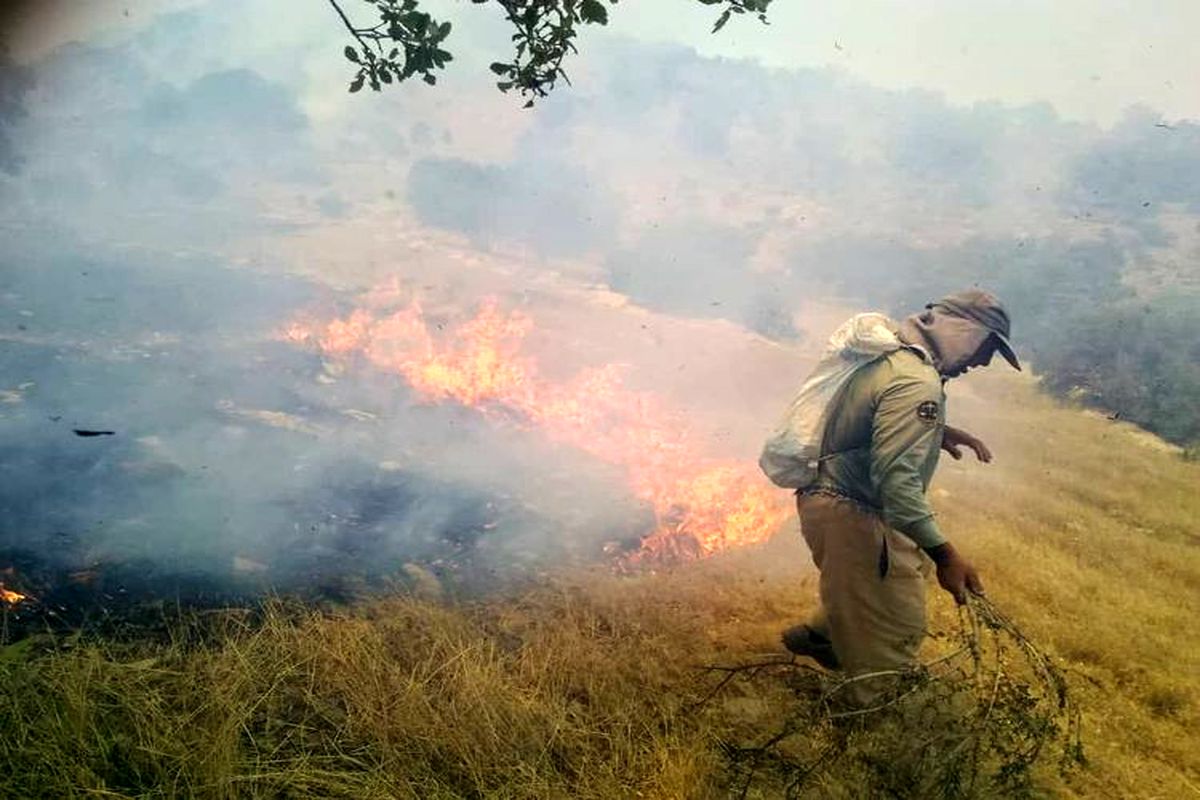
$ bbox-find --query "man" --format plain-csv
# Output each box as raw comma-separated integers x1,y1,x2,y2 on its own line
781,289,1021,706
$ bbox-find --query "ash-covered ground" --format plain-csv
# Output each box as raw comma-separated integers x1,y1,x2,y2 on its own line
1,248,655,637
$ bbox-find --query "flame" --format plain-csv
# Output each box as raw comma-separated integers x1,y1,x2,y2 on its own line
1,584,29,605
284,291,791,562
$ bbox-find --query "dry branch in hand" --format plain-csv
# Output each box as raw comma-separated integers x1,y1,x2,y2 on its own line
697,594,1085,798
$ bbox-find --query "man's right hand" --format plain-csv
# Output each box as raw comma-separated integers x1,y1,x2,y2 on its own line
923,542,984,604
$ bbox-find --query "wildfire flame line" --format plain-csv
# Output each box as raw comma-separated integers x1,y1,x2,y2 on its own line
283,291,791,561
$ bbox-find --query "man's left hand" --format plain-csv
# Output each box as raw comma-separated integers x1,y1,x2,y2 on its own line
942,425,992,463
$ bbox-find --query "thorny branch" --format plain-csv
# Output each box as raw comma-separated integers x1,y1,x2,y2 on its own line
696,595,1086,798
691,656,819,711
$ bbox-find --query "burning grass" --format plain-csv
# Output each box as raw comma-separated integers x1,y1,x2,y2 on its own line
2,321,1198,798
0,585,28,605
282,290,792,562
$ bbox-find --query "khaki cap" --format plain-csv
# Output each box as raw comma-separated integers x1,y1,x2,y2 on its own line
929,289,1021,371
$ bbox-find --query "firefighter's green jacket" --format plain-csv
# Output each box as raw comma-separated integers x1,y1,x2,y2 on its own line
812,346,947,548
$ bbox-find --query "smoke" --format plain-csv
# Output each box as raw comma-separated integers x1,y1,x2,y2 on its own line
407,155,616,258
0,44,31,174
0,246,650,599
0,1,1197,601
1063,105,1200,242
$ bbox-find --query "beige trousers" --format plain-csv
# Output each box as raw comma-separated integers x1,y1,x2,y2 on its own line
798,492,933,707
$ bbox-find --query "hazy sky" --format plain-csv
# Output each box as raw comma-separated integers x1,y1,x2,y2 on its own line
608,0,1200,126
7,0,1199,126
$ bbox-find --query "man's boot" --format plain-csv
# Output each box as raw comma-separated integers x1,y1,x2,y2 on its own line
781,624,841,670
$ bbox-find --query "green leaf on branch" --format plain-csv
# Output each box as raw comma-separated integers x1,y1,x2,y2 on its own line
579,0,609,25
330,0,772,104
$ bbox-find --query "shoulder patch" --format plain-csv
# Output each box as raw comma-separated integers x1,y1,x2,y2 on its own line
916,400,940,424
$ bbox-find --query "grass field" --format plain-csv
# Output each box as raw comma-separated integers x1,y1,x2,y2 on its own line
2,371,1198,799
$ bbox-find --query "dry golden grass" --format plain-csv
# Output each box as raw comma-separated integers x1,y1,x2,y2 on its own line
2,372,1198,798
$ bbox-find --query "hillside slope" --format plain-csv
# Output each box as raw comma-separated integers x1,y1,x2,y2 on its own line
1,369,1197,799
